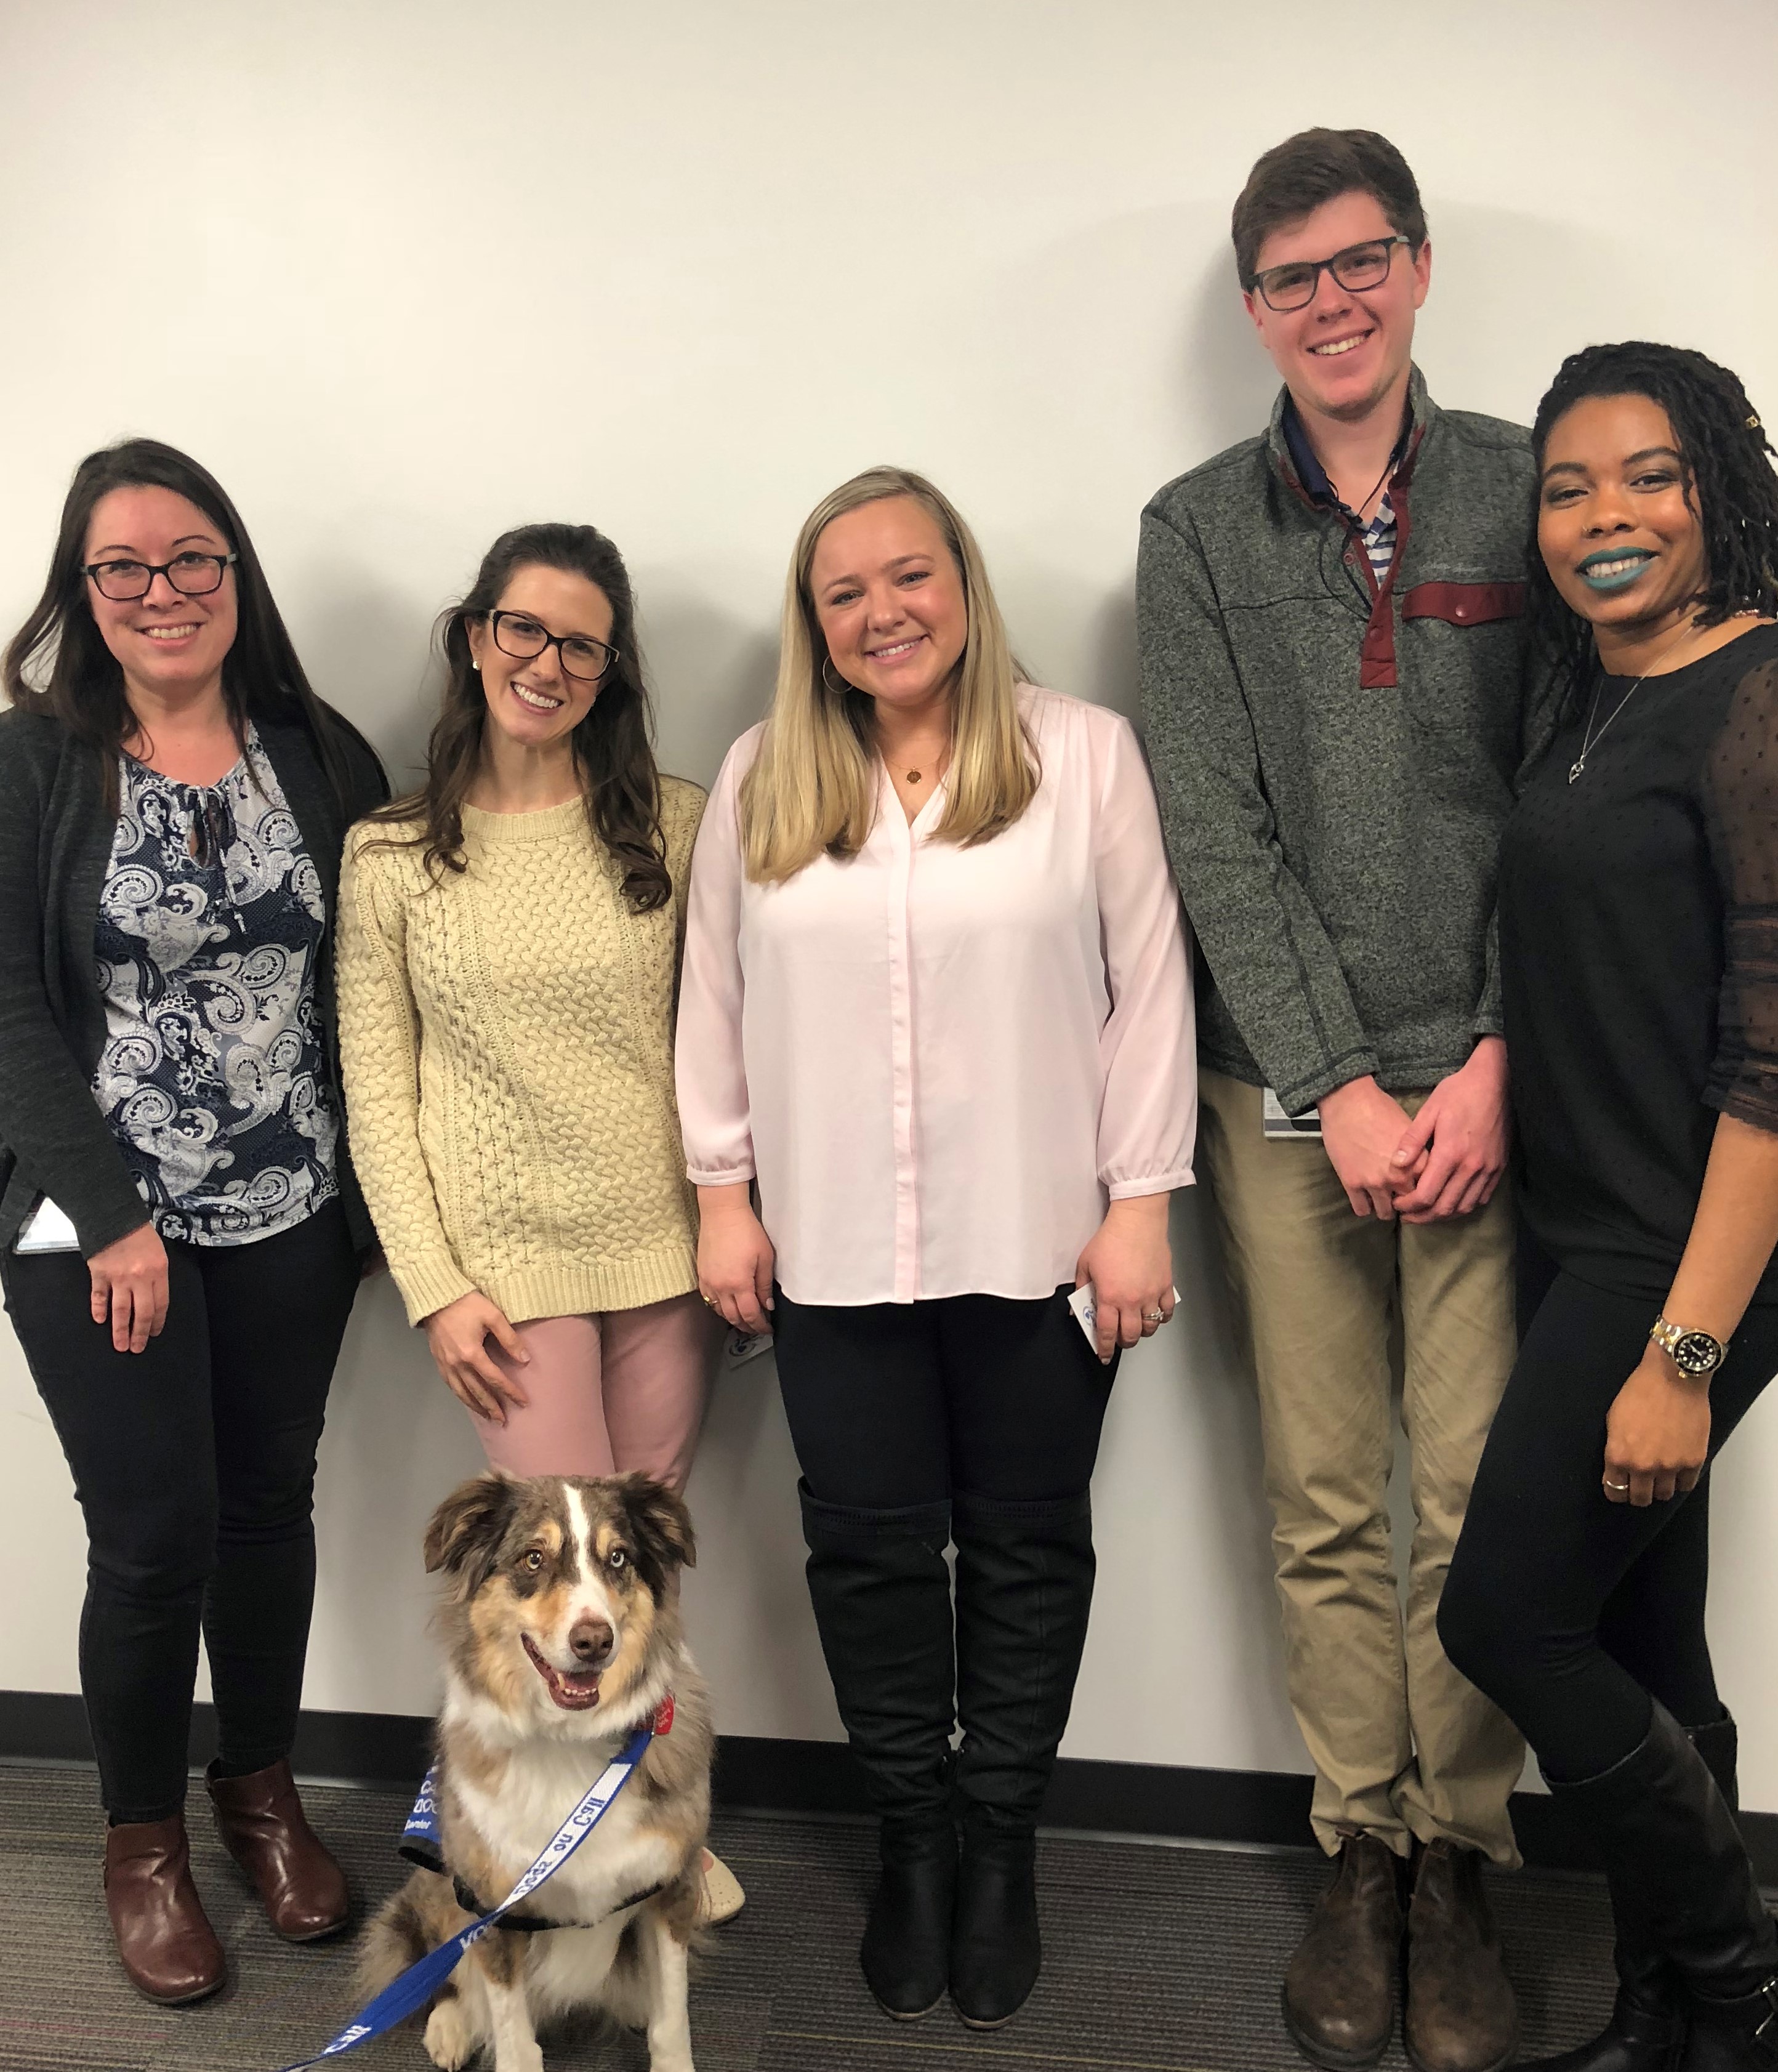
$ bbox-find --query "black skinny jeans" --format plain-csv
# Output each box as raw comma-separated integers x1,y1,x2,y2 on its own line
772,1283,1116,1507
1439,1264,1778,1784
2,1200,359,1821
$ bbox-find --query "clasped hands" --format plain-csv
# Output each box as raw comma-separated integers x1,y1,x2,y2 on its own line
1317,1036,1510,1226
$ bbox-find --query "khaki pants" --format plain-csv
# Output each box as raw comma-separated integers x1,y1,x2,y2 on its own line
1197,1069,1523,1864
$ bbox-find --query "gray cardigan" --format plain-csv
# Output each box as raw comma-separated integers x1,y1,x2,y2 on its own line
0,703,387,1257
1137,366,1561,1114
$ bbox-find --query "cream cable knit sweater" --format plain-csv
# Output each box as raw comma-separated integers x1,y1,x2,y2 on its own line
337,780,705,1328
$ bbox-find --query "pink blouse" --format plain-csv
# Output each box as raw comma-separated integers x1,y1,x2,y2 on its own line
675,686,1197,1306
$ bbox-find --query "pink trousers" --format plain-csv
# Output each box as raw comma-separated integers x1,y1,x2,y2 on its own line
475,1292,715,1495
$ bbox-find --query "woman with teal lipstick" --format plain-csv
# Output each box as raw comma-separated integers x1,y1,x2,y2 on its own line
1438,342,1778,2072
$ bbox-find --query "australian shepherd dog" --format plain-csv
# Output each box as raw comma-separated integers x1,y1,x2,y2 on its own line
360,1471,713,2072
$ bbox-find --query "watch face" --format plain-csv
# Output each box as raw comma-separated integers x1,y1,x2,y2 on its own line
1672,1331,1723,1376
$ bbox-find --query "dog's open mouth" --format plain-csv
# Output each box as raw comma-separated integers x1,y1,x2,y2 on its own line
522,1633,603,1711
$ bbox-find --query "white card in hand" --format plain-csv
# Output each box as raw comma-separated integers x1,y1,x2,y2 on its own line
1068,1283,1183,1347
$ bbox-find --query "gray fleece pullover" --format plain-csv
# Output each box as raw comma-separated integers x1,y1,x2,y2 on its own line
1138,366,1554,1115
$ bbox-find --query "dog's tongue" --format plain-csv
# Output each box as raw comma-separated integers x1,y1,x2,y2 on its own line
524,1635,601,1712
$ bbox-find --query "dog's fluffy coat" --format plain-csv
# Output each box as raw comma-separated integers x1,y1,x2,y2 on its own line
359,1472,713,2072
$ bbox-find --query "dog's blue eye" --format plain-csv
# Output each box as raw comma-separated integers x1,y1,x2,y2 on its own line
608,1548,627,1570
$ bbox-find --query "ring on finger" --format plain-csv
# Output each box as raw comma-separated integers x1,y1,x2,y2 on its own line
1144,1308,1165,1324
1603,1477,1631,1494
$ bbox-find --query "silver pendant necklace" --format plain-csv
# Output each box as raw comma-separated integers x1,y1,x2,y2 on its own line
1568,621,1700,784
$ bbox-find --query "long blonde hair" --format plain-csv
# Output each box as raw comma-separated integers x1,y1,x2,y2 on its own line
739,467,1038,883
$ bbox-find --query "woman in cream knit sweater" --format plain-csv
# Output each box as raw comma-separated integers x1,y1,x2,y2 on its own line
337,523,710,1491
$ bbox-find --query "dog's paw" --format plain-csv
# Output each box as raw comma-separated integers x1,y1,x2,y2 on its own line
424,2000,475,2070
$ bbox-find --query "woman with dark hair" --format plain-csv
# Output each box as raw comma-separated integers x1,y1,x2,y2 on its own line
0,440,387,2004
1438,345,1778,2072
336,524,741,1919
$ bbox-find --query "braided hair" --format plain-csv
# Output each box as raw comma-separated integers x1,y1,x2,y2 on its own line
1526,341,1778,704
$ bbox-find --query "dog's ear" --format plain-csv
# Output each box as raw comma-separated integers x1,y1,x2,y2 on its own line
424,1473,519,1590
616,1473,696,1584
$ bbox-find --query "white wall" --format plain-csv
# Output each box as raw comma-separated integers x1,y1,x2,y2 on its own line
4,0,1776,1809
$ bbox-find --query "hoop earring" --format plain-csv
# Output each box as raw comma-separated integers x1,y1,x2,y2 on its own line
821,657,855,698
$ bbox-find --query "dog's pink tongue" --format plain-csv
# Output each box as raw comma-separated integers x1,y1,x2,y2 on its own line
549,1666,602,1711
525,1635,602,1711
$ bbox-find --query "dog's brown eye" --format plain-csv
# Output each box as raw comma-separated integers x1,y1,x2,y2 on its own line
608,1547,627,1571
521,1549,544,1573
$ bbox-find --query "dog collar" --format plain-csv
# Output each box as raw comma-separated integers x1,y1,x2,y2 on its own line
448,1871,664,1931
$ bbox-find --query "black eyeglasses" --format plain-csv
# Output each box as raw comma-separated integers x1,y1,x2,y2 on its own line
488,609,617,683
1249,236,1413,313
84,550,239,603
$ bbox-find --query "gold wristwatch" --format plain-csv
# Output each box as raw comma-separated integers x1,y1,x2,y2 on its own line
1649,1315,1728,1378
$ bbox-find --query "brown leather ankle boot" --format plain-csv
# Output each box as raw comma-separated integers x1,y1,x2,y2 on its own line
206,1758,348,1940
1404,1839,1518,2072
1283,1832,1404,2068
103,1815,226,2005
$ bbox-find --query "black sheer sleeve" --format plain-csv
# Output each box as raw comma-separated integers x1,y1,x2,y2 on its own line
1705,653,1778,1133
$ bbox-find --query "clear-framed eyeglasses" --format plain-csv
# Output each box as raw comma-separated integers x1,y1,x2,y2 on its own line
83,551,239,602
1249,236,1413,313
488,609,617,683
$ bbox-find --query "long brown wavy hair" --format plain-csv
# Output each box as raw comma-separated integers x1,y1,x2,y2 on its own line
2,437,378,811
361,523,671,911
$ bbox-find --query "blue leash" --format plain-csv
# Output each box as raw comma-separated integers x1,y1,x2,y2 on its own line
276,1719,656,2069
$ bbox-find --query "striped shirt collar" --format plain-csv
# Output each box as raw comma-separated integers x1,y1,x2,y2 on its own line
1280,395,1412,522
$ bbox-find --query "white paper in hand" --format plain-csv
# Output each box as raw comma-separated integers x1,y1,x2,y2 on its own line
13,1196,81,1255
1068,1282,1183,1348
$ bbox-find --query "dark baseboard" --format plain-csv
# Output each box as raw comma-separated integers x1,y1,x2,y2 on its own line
5,1690,1773,1884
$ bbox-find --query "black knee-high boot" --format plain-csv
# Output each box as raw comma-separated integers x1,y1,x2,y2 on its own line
1518,1706,1775,2072
1515,1712,1747,2072
798,1483,959,2021
949,1487,1096,2031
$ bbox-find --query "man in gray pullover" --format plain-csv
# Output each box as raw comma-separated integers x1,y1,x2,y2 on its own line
1139,130,1543,2072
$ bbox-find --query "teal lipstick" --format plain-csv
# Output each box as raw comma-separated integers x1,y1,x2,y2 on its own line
1577,549,1654,592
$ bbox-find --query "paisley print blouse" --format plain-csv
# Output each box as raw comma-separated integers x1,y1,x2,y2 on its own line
92,725,339,1244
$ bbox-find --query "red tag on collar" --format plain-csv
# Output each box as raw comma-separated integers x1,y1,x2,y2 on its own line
652,1692,675,1738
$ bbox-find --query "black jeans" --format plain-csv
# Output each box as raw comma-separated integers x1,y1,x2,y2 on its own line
772,1283,1117,1507
1439,1266,1778,1784
2,1200,360,1821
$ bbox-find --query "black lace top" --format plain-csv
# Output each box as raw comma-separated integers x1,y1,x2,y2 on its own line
1500,621,1778,1305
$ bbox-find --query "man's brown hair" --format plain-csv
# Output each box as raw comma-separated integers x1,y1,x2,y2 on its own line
1231,127,1427,288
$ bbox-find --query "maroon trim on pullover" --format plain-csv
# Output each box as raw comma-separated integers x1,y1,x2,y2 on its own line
1273,419,1426,690
1401,581,1527,626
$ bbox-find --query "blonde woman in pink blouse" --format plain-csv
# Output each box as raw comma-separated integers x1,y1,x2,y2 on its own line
677,467,1196,2031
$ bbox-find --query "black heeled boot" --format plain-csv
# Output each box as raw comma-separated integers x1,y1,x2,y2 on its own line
949,1487,1096,2030
1516,1705,1776,2072
798,1483,958,2020
863,1820,960,2020
1513,1711,1746,2072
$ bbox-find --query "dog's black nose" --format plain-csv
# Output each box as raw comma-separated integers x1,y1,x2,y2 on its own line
568,1616,614,1666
